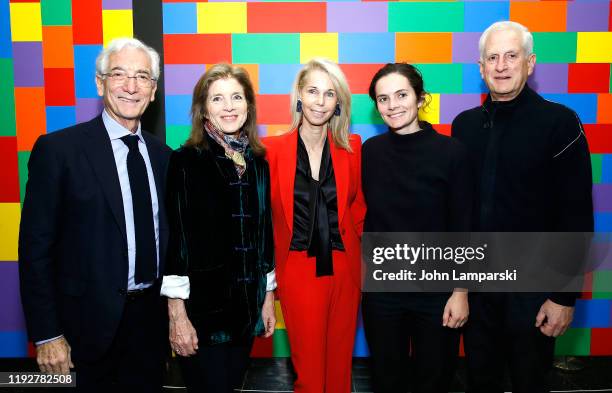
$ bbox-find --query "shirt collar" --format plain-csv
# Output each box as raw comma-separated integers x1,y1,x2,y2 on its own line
102,109,144,143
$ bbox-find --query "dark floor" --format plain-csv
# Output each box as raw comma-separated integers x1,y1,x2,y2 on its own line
2,357,612,392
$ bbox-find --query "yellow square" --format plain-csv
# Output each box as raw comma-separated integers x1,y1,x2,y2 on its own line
274,300,285,329
300,33,338,64
102,10,133,47
10,3,42,42
577,32,612,63
197,3,246,34
419,93,440,125
0,204,21,261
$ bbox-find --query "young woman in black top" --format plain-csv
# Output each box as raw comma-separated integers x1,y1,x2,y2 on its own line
361,63,472,393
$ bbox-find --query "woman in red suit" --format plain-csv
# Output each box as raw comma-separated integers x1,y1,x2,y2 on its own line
263,58,366,393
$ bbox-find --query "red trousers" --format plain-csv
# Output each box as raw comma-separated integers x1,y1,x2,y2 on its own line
278,250,360,393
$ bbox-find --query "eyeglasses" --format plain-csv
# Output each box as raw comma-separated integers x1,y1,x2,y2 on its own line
102,71,157,88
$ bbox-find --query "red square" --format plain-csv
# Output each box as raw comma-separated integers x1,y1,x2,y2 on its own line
591,328,612,355
584,124,612,153
257,95,291,124
164,34,231,64
247,3,326,33
339,64,384,95
436,124,451,136
568,64,610,93
0,137,21,203
72,0,102,44
44,68,76,106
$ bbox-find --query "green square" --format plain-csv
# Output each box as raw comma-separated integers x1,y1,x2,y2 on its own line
554,328,591,356
592,270,612,299
232,34,299,64
166,125,191,150
351,94,383,125
0,59,16,137
532,33,577,63
272,329,291,357
388,2,464,32
415,64,462,94
591,154,602,184
41,0,72,26
18,151,30,205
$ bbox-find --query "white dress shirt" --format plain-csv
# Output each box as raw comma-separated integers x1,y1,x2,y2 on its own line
103,110,160,291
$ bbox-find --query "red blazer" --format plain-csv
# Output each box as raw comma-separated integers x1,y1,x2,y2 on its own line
263,130,366,288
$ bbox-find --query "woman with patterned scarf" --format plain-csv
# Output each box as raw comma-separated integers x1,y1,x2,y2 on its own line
161,63,276,393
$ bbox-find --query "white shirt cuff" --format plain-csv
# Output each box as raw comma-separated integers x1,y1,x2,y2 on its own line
266,269,277,291
161,275,190,299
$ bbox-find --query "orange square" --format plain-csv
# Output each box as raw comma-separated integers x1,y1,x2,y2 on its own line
396,33,452,63
598,94,612,124
265,124,292,137
510,1,567,32
42,26,74,68
235,63,259,94
15,87,46,152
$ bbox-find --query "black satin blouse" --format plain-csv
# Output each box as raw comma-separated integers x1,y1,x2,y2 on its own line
290,134,344,276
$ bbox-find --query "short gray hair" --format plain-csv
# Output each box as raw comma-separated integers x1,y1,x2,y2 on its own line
95,37,160,80
478,21,534,61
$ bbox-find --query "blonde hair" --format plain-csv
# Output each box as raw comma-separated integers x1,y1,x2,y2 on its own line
185,63,265,156
289,58,352,151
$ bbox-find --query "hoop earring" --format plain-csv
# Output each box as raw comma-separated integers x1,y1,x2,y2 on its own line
334,103,341,116
296,99,303,113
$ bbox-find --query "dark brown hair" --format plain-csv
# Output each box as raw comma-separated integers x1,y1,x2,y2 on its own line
184,63,265,156
368,63,430,110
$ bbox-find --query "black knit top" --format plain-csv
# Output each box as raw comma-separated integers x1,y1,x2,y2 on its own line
362,122,472,234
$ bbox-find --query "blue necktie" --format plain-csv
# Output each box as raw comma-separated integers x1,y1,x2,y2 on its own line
120,135,157,284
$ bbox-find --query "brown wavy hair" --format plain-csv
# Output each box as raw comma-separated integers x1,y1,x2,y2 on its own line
184,63,265,156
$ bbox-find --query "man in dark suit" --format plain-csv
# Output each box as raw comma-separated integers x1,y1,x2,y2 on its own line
19,37,171,391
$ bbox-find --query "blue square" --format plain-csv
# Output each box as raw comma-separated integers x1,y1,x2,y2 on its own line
353,327,369,357
542,94,598,124
602,155,612,184
46,106,77,133
163,3,197,34
339,33,395,64
0,331,28,357
595,212,612,232
351,123,386,142
462,63,487,94
0,0,12,58
572,299,611,328
259,64,302,95
74,45,103,99
464,2,510,33
165,95,192,126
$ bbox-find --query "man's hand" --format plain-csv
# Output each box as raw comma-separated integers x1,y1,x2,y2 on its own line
261,291,276,338
535,299,574,337
168,298,198,357
36,337,73,374
442,290,469,328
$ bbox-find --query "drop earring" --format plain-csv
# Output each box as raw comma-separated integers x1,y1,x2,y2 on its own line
296,99,303,113
334,103,341,116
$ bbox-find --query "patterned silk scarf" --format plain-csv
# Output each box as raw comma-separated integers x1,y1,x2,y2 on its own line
204,120,250,178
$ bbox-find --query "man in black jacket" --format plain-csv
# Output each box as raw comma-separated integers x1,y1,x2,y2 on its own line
19,37,171,391
452,21,593,393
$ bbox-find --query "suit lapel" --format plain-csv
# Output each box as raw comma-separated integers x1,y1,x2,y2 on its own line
142,133,166,227
279,130,298,234
329,132,349,225
81,116,127,242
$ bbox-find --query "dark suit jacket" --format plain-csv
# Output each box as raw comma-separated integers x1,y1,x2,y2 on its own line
263,130,366,288
18,115,171,361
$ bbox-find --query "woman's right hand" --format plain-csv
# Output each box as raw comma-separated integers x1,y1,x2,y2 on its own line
168,298,199,356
